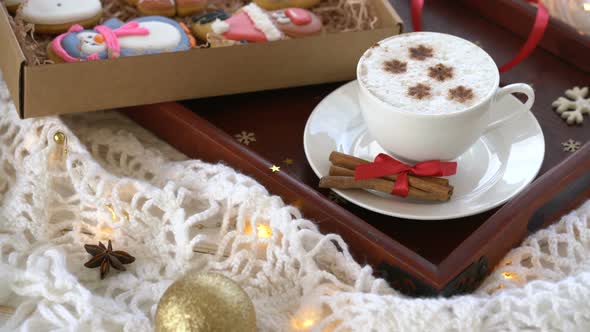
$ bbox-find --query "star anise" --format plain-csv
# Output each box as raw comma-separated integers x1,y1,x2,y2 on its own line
448,86,474,103
84,240,135,279
383,59,407,74
408,83,432,100
428,63,454,81
409,45,434,60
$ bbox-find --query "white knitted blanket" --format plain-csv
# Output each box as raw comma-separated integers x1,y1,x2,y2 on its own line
0,76,589,332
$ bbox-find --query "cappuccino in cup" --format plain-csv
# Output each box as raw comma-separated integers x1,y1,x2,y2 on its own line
356,32,535,162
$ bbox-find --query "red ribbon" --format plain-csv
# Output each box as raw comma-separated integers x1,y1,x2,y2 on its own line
354,154,457,197
410,0,549,73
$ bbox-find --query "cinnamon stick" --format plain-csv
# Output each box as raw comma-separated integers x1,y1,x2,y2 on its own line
329,152,453,196
319,176,449,201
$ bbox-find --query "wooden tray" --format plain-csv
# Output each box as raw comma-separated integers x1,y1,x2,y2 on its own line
124,0,590,296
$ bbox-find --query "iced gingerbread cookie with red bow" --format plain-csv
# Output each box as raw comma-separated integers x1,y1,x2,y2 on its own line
253,0,321,10
47,16,193,63
19,0,103,34
127,0,207,17
191,4,322,45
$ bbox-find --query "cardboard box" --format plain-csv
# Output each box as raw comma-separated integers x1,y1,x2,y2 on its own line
0,1,402,118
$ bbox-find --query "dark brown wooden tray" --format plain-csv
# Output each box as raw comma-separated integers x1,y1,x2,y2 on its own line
123,0,590,296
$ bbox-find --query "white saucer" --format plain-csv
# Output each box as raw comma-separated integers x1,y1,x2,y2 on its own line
303,81,545,220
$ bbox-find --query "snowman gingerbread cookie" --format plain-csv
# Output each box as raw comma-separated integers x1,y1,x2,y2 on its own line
20,0,103,34
48,16,193,63
191,4,322,45
127,0,207,17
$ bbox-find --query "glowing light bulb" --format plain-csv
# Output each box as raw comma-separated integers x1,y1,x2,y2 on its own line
244,222,272,238
291,309,320,331
292,317,316,330
256,224,272,238
97,225,113,240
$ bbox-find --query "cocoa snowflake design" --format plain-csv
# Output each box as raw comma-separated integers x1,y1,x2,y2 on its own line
234,131,256,145
409,45,434,60
383,59,407,74
562,139,582,152
428,63,454,81
408,83,432,100
448,86,474,103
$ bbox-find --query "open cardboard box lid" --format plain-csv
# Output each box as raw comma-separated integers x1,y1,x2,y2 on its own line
0,1,402,118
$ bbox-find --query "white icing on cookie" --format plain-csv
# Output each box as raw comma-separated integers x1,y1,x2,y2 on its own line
211,19,230,34
119,21,181,51
21,0,102,25
242,3,282,41
77,32,107,55
271,11,291,25
5,0,21,6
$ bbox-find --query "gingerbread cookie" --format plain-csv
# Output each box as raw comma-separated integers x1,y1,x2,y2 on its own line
21,0,103,34
4,0,21,14
254,0,321,10
127,0,207,17
191,4,322,45
48,16,193,63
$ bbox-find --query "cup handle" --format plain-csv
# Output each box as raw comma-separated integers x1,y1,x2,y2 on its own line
484,83,535,133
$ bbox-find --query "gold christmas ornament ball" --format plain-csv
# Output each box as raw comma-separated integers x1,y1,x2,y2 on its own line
155,273,256,332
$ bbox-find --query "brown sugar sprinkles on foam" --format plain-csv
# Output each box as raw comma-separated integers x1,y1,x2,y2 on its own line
428,64,454,82
408,83,432,100
383,59,407,74
448,86,475,103
409,44,434,60
359,33,497,113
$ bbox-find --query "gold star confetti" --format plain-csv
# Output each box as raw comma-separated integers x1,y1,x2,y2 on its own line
270,165,281,172
234,131,256,145
283,158,294,165
327,192,347,205
502,272,517,280
562,139,582,152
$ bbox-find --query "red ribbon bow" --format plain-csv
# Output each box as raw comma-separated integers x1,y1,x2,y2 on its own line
410,0,549,73
354,154,457,197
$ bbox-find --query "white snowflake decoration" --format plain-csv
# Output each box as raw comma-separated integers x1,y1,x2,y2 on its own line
562,139,582,152
552,86,590,125
234,131,256,145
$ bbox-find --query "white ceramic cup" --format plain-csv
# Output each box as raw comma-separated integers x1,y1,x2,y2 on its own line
356,32,535,163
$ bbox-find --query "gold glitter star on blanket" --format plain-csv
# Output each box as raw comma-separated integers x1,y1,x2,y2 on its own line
270,165,281,172
562,139,582,152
